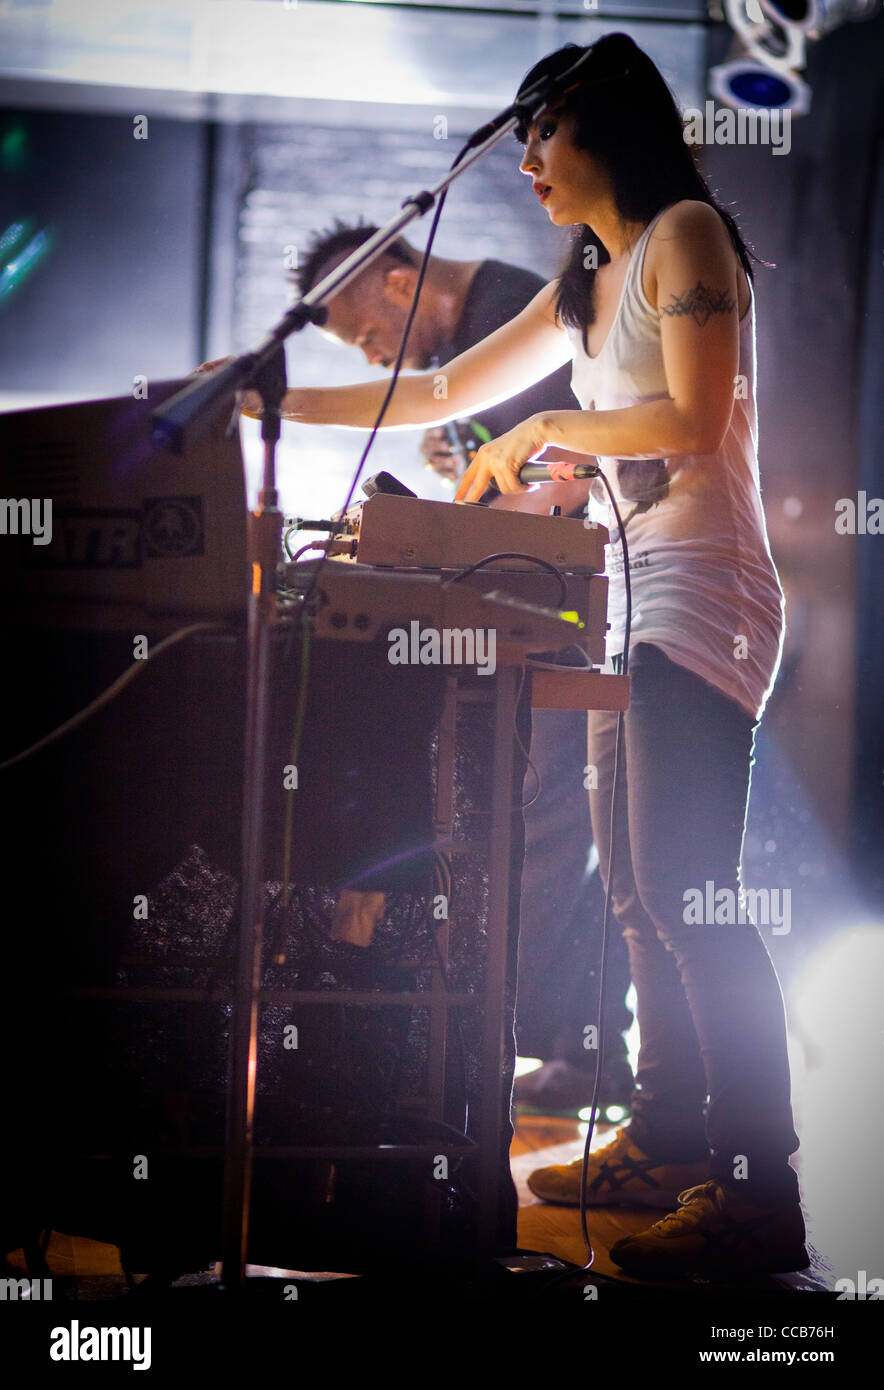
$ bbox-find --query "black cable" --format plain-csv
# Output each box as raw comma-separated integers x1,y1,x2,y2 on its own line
446,551,583,809
441,552,569,610
520,644,599,812
430,852,471,1137
0,622,227,771
527,643,592,672
519,474,633,1299
444,553,572,812
284,531,327,563
512,660,542,811
281,616,312,918
573,471,632,1270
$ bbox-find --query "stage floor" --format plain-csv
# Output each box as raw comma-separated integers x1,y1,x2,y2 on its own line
5,1109,835,1298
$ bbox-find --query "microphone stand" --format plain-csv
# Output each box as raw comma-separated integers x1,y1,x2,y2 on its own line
150,71,564,1295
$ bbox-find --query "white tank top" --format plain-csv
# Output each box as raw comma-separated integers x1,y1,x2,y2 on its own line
567,203,785,719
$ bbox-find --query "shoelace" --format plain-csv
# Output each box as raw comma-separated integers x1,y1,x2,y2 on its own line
650,1180,723,1232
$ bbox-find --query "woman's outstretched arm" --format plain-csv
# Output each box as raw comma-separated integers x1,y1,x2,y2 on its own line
454,201,742,501
231,280,572,430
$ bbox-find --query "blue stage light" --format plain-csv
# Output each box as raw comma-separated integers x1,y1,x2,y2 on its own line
729,69,793,105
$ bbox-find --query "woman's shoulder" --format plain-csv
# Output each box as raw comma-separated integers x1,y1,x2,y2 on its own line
642,199,749,311
649,199,734,249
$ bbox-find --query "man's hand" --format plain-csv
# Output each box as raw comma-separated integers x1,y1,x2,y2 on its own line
192,356,234,375
420,427,463,484
191,355,263,418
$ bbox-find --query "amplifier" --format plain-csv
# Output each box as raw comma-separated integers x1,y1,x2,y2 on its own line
0,380,247,630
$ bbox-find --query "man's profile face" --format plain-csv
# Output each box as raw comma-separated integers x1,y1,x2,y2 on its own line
318,261,438,371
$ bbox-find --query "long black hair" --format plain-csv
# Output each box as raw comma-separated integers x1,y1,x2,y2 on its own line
515,34,758,352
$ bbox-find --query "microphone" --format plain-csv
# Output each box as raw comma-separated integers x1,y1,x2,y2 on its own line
465,48,598,150
518,459,599,484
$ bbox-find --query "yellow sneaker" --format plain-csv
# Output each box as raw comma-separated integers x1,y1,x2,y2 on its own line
609,1179,809,1278
526,1126,709,1209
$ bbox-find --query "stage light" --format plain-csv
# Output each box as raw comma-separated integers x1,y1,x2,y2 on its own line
719,0,881,118
786,924,884,1274
790,923,884,1060
759,0,881,36
725,0,807,71
514,1055,543,1079
576,1102,628,1123
715,0,810,115
0,225,53,302
709,57,812,112
603,1104,628,1123
0,220,31,260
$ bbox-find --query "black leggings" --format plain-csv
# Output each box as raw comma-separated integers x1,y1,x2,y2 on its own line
587,643,800,1205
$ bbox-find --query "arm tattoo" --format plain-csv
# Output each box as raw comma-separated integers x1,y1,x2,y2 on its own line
659,281,736,328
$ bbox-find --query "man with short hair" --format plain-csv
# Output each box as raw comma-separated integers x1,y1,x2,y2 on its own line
295,221,583,500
